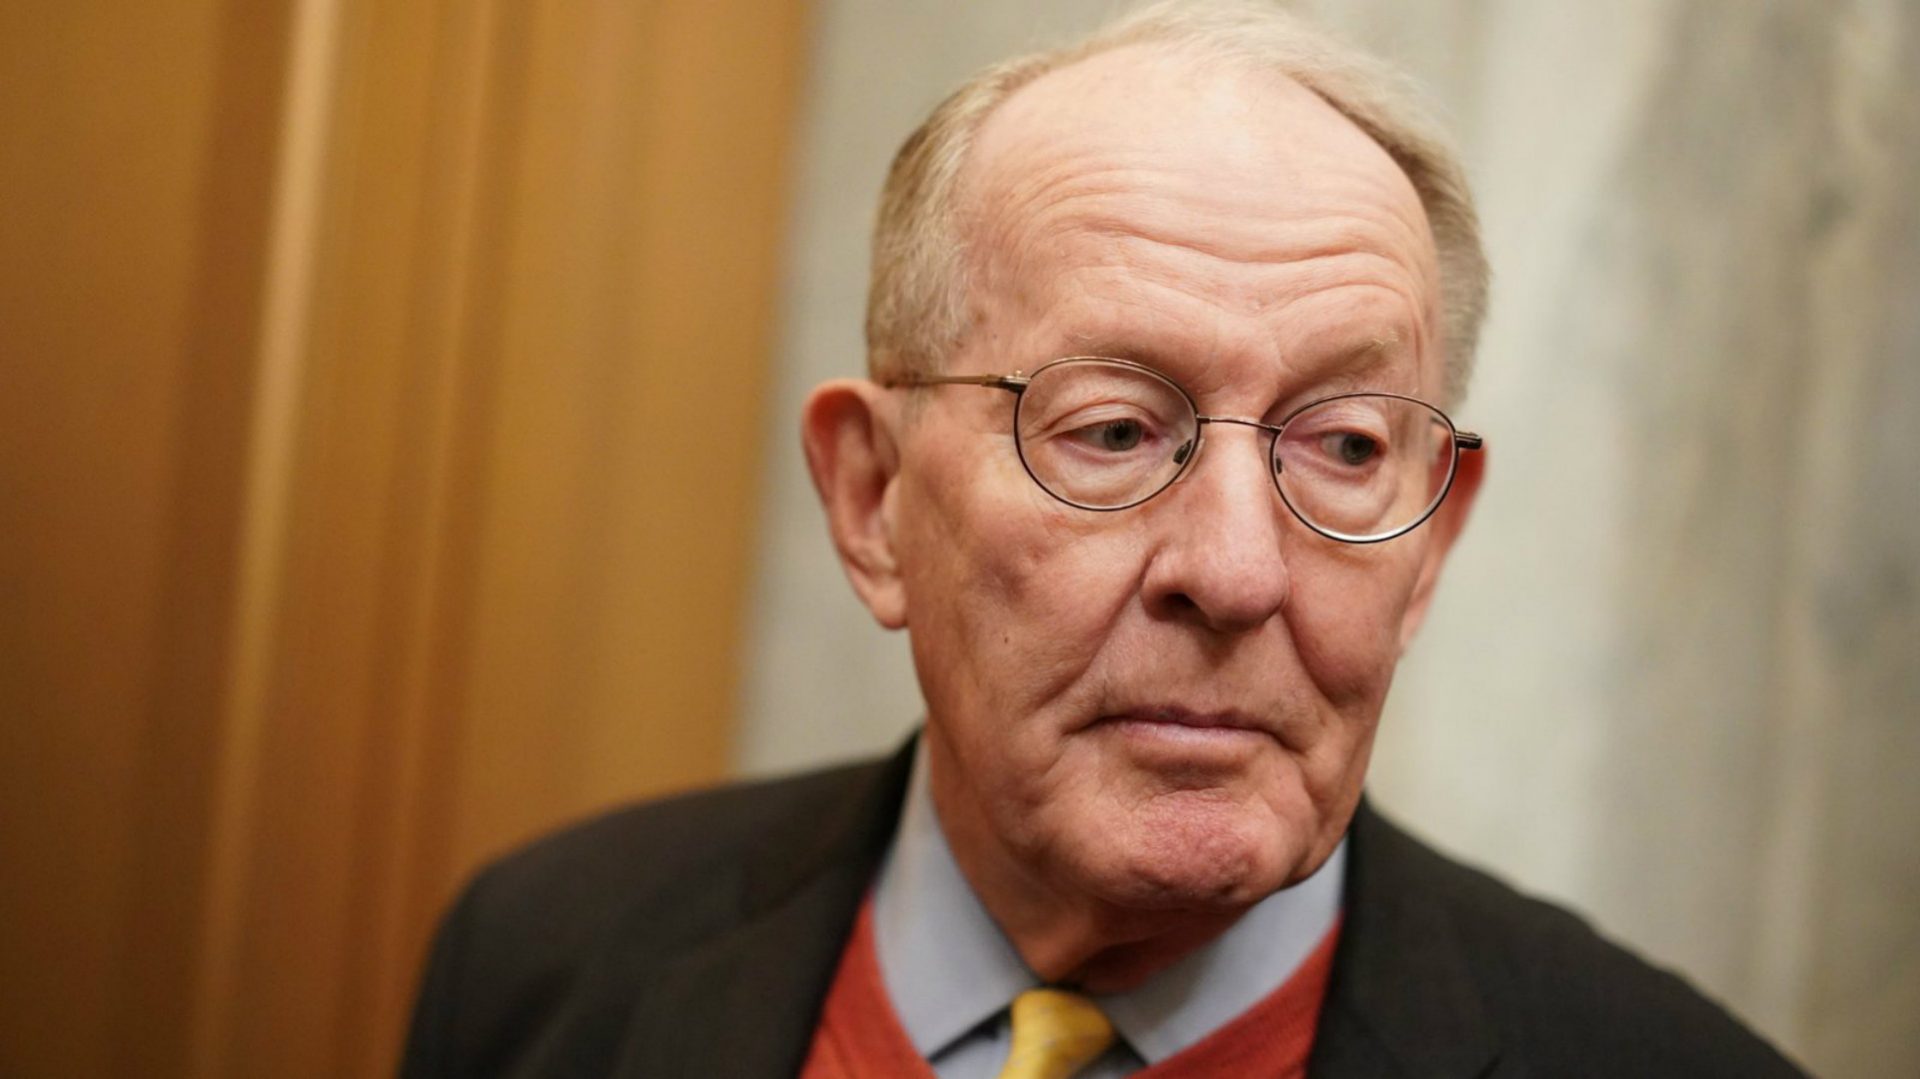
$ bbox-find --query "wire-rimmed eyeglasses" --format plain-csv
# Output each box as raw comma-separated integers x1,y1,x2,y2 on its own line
883,356,1484,544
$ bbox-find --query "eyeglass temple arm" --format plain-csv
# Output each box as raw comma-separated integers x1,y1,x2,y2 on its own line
1455,431,1484,451
881,373,1031,392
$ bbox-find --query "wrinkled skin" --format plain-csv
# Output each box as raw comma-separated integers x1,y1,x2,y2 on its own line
804,45,1483,989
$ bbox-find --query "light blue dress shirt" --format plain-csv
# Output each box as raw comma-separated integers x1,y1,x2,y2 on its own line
872,744,1346,1078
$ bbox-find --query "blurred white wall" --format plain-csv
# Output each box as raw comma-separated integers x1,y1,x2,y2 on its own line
737,3,1920,1074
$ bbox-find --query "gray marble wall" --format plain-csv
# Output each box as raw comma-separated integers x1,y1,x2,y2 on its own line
737,3,1920,1073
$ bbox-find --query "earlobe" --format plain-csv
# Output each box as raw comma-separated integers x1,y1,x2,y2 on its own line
1397,443,1486,651
801,379,910,629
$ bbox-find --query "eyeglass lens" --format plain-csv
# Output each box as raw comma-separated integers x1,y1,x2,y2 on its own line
1013,359,1458,540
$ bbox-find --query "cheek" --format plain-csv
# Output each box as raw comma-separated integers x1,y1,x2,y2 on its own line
896,458,1142,725
1285,548,1422,711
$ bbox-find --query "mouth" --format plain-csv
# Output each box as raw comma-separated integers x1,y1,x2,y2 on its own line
1111,706,1265,731
1095,706,1278,754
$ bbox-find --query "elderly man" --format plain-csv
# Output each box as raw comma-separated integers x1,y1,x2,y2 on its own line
405,3,1802,1076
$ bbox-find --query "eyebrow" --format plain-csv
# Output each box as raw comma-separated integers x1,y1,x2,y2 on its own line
1048,332,1423,401
1289,336,1420,396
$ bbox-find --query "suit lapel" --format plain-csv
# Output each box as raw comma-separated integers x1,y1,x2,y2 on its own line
612,863,875,1075
1310,800,1501,1078
610,741,916,1078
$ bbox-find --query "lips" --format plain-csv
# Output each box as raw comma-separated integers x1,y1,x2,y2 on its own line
1094,707,1277,768
1096,705,1281,745
1120,706,1265,731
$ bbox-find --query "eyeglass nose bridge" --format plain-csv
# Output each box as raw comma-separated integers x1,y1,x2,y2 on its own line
1169,414,1287,482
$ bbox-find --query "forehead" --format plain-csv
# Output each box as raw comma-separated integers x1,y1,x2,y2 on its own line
957,46,1442,395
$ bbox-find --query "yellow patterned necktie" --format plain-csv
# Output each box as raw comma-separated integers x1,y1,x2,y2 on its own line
995,987,1116,1079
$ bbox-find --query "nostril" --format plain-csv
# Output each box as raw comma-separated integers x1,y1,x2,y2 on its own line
1158,590,1202,619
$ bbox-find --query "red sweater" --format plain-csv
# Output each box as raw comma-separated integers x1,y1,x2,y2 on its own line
801,897,1340,1078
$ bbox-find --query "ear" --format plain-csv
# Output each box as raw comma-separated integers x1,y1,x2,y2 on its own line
801,379,909,629
1397,442,1486,651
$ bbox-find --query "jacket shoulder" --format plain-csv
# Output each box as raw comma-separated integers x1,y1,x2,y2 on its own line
1352,807,1804,1076
403,756,897,1076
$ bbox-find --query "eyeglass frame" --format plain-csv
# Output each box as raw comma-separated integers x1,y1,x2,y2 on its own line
882,355,1485,544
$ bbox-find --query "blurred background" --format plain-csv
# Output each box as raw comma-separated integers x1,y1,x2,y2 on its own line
2,1,1913,1076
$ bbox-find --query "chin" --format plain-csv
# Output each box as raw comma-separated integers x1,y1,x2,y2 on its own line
1073,795,1310,912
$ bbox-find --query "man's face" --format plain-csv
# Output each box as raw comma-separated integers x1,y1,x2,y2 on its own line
886,49,1472,916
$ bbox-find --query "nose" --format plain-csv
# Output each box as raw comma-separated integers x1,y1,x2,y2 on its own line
1139,423,1292,633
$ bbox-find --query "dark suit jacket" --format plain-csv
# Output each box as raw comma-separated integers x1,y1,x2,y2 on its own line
403,742,1804,1077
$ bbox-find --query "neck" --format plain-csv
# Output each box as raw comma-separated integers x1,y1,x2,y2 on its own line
927,756,1250,993
1009,899,1247,993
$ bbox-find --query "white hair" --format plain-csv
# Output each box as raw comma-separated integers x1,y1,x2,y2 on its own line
866,0,1489,403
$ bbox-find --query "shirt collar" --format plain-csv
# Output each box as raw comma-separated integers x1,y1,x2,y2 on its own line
872,741,1346,1064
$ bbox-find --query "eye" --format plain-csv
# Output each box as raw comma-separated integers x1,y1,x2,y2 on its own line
1047,411,1162,456
1090,419,1146,452
1322,431,1379,466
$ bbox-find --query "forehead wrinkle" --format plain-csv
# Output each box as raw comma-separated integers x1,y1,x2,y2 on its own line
963,137,1438,343
972,153,1431,286
973,209,1433,372
1040,272,1417,356
1031,259,1429,376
